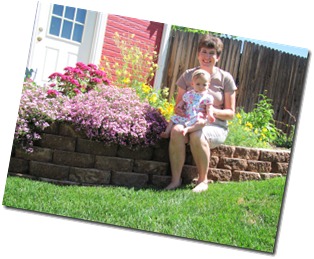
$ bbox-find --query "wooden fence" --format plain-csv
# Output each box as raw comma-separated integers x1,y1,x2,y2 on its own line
160,30,309,134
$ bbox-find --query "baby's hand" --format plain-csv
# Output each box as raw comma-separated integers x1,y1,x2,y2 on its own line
208,115,216,123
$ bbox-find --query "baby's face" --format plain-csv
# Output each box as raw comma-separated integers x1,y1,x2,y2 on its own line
193,76,210,92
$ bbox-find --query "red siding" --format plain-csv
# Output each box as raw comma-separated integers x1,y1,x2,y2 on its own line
101,14,164,86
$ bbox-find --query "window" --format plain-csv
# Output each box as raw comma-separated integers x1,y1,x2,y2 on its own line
48,4,87,43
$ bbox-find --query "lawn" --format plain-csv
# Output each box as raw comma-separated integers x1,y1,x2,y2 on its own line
2,176,286,253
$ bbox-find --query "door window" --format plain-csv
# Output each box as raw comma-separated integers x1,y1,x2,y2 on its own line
48,4,87,43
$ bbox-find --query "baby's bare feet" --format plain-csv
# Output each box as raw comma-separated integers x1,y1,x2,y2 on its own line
160,132,170,138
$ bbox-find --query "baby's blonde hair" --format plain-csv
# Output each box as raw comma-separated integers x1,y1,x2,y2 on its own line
192,69,211,82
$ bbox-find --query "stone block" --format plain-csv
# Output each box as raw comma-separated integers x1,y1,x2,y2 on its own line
95,156,133,172
210,156,219,168
211,145,235,158
76,138,118,156
37,133,76,151
69,167,111,184
208,168,232,181
152,139,170,162
151,175,172,188
272,162,289,175
260,173,283,180
259,149,290,162
58,123,86,138
15,146,53,162
181,165,199,183
218,157,248,171
53,150,95,168
29,161,69,180
111,171,149,188
247,160,272,172
133,160,169,175
232,170,261,181
8,157,29,174
43,122,59,134
117,146,154,160
233,146,260,160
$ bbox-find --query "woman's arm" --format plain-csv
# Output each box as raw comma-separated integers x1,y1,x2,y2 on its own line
174,87,186,117
212,91,236,120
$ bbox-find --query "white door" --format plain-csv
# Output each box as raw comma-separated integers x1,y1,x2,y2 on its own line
28,2,106,86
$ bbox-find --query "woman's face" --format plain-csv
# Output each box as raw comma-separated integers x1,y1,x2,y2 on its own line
198,47,220,69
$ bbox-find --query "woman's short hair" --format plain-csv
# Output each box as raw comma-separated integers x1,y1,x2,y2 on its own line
198,34,224,57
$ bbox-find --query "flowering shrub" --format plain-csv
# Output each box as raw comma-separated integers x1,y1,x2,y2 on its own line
101,32,175,121
67,85,167,149
14,81,69,152
48,62,110,98
14,82,167,152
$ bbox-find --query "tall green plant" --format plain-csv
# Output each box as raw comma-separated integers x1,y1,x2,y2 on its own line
226,92,283,148
101,32,175,120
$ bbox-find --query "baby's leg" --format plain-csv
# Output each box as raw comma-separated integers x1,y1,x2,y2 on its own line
182,118,207,136
160,121,174,138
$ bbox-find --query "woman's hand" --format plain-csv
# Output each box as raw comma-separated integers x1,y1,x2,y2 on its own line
212,92,236,120
174,102,186,117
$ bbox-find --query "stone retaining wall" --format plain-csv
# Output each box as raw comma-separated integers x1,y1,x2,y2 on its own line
8,123,290,188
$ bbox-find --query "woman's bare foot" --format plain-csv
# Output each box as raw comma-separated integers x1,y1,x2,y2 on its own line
164,179,182,190
192,180,212,193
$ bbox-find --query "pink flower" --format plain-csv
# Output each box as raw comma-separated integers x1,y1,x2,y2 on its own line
73,88,81,95
47,89,59,97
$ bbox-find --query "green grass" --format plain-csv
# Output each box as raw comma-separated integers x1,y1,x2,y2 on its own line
2,176,286,253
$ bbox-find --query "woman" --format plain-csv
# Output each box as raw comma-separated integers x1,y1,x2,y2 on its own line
165,34,237,192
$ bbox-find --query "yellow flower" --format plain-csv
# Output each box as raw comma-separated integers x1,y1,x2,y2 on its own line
149,93,158,103
122,78,130,84
164,103,174,116
162,87,169,97
245,122,253,129
142,84,151,94
262,128,268,133
236,113,242,119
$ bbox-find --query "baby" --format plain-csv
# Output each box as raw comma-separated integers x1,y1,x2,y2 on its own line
161,69,215,138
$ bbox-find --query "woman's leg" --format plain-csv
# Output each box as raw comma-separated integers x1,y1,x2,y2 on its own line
189,130,210,192
189,125,228,192
164,124,188,190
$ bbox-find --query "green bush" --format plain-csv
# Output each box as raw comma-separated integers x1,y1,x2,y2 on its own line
226,92,292,149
